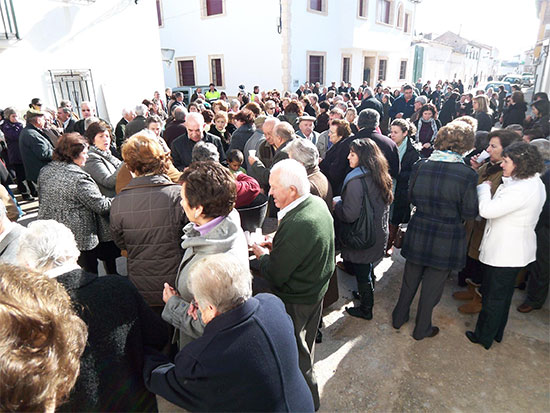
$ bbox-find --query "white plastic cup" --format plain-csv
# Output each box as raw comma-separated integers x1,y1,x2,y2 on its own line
249,150,256,158
477,150,490,163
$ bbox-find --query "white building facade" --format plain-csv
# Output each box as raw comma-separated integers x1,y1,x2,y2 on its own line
158,0,420,94
0,0,165,122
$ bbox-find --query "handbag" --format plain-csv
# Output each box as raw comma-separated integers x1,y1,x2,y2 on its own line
393,224,406,249
337,176,376,250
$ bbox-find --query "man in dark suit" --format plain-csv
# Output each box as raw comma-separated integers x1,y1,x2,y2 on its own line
56,106,76,132
144,254,314,412
356,87,383,118
355,109,400,179
114,107,135,149
124,104,148,140
171,112,226,170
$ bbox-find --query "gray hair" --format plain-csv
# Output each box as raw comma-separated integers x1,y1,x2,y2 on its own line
285,138,319,169
58,107,71,114
505,124,524,135
0,200,6,219
186,111,205,125
335,102,348,113
17,220,80,271
60,99,73,108
84,116,99,131
230,99,240,110
121,107,134,116
531,138,550,162
188,253,252,314
192,141,219,162
173,106,188,121
358,108,380,129
364,87,374,98
329,107,345,119
270,158,310,197
274,122,296,143
135,104,149,117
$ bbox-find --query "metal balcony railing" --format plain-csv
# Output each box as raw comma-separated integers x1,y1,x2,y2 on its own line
0,0,19,40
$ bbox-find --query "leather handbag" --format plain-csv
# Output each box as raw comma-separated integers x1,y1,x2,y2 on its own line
337,177,376,250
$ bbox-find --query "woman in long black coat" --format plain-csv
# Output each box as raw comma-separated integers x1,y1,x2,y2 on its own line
386,119,420,255
501,91,527,128
438,92,459,126
392,120,478,340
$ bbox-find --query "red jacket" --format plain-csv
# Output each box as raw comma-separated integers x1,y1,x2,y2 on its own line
235,173,260,208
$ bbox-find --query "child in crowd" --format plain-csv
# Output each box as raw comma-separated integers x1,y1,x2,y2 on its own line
227,149,247,174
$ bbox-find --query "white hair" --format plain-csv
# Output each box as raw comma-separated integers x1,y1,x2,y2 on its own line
17,220,80,271
121,107,134,116
135,104,149,117
270,158,310,196
284,138,319,168
84,116,99,130
186,111,205,125
0,200,6,219
188,253,252,314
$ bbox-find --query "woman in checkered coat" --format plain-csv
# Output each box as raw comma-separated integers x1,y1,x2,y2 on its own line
392,121,479,340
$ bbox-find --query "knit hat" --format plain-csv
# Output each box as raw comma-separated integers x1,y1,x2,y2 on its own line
3,107,16,119
254,115,267,129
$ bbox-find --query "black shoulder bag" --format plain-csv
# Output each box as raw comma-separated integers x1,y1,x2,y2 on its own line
337,177,376,250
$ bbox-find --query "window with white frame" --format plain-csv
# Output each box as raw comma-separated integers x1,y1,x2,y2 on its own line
201,0,224,18
209,56,224,87
396,3,403,28
308,0,327,14
176,58,196,86
378,58,387,81
308,53,326,84
358,0,368,18
399,60,407,80
377,0,393,25
342,56,351,83
404,11,411,33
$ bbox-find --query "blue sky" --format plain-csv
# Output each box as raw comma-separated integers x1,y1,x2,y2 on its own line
415,0,540,59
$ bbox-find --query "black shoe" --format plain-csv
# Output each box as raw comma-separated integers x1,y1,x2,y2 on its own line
465,331,491,349
22,194,34,201
414,326,439,340
315,329,323,344
345,306,373,320
352,290,361,300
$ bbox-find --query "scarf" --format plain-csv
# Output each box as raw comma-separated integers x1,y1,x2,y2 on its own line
428,150,465,164
416,118,438,143
342,166,367,189
398,138,408,162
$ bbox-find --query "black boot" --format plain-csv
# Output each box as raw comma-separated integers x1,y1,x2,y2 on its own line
346,281,374,320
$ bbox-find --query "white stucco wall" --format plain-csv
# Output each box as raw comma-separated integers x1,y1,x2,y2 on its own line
0,0,165,122
288,0,415,89
159,0,283,96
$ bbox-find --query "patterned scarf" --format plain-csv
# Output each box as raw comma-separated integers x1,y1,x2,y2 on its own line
428,150,465,164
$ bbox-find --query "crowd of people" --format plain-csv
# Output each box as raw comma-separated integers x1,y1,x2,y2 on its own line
0,76,548,412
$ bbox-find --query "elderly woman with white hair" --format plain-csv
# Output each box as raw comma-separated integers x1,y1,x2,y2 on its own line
285,137,333,211
17,219,168,412
144,254,314,412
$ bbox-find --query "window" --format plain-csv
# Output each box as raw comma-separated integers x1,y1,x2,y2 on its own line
396,3,403,28
209,56,224,87
48,69,96,117
307,0,327,14
399,60,407,80
156,0,163,27
358,0,368,18
404,12,411,33
377,0,393,25
378,59,387,81
307,53,326,84
342,56,351,83
201,0,224,18
1,0,19,40
176,58,196,86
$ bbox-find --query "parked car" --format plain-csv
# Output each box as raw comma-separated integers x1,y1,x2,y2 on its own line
171,85,210,106
522,74,534,87
502,75,522,86
484,81,513,95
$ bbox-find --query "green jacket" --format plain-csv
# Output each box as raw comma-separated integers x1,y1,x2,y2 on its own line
259,195,335,305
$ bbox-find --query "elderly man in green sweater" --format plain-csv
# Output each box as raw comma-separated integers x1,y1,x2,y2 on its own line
252,159,335,411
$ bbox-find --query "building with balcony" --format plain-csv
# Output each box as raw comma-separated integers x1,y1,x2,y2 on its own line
0,0,165,122
158,0,420,94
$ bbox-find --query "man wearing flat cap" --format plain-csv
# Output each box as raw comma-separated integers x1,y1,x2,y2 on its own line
297,115,327,159
19,109,54,184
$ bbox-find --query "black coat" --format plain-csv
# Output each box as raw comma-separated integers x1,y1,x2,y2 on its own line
171,131,226,170
439,97,458,126
357,96,383,118
502,102,527,127
228,123,256,153
319,135,353,196
390,138,420,225
144,294,314,412
354,128,400,179
56,269,168,412
475,111,493,132
124,116,147,139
